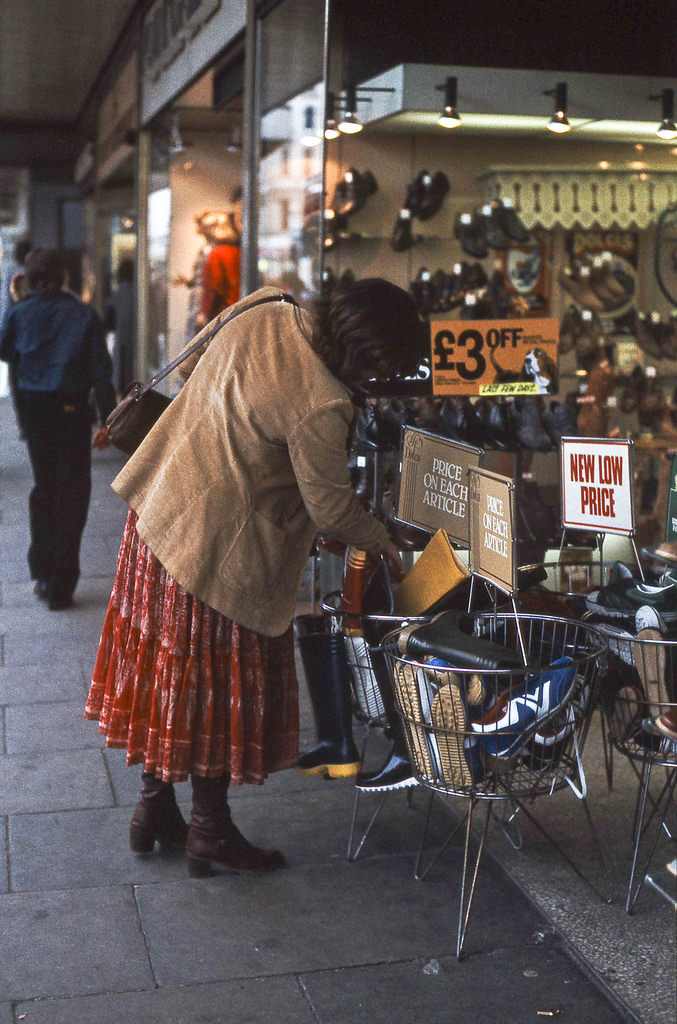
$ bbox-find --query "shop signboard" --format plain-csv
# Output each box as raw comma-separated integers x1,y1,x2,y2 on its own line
396,428,483,546
665,454,677,542
468,467,516,595
561,437,635,536
430,317,559,397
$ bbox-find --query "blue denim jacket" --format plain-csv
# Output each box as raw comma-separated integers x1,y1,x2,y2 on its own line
0,290,116,421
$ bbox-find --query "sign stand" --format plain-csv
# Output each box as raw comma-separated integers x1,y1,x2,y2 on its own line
467,466,528,665
559,436,644,584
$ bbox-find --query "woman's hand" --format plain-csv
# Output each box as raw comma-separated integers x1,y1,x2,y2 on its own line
380,538,404,579
92,427,110,451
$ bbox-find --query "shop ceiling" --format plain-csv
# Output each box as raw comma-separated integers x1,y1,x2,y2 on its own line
0,0,137,124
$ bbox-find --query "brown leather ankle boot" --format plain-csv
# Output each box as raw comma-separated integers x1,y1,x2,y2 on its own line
129,772,189,853
186,774,286,877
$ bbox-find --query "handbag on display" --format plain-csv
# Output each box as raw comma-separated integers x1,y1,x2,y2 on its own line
105,292,296,455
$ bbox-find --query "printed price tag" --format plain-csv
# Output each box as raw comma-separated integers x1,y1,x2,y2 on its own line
561,437,635,536
397,428,483,545
431,318,559,397
468,467,516,595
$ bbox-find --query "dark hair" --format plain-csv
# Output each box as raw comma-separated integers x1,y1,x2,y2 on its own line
26,248,65,292
117,258,134,284
310,278,427,385
14,237,32,266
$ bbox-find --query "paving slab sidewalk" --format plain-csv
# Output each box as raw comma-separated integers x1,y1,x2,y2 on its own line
0,395,663,1023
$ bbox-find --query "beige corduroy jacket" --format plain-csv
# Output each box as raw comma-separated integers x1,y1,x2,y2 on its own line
111,287,389,636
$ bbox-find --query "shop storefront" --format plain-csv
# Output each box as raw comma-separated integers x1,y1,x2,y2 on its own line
246,3,677,550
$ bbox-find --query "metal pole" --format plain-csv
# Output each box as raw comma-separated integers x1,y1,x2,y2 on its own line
240,0,260,296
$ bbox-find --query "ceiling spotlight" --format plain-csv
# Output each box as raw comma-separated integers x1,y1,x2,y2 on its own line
300,106,320,147
436,76,462,129
324,92,340,140
544,82,571,134
652,88,677,140
338,84,363,134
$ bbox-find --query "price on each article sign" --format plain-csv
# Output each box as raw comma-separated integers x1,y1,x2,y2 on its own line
430,318,559,397
561,437,635,536
468,467,517,595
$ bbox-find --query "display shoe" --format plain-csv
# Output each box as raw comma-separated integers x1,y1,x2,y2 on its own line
474,397,511,449
459,260,488,291
129,773,189,853
332,167,360,216
513,398,553,451
559,307,580,355
355,651,418,791
635,313,665,360
187,774,285,877
403,171,428,217
398,610,525,671
417,170,450,220
409,266,436,316
430,268,449,311
589,263,622,307
475,203,510,250
295,616,361,777
454,212,488,259
492,198,530,243
391,208,415,252
439,397,468,441
573,310,603,364
558,266,605,312
620,365,645,413
542,400,578,446
429,677,484,787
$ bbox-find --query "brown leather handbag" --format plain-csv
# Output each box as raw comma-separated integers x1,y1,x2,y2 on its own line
106,292,295,455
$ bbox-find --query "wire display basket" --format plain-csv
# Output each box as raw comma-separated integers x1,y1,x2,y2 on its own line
321,590,430,727
381,613,607,802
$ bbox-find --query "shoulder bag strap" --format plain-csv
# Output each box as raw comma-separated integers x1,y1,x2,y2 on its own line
138,292,296,397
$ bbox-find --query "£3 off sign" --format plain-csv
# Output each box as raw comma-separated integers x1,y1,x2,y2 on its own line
561,437,635,536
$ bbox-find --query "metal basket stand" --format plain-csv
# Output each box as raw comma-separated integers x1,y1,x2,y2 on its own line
599,629,677,911
322,591,430,861
382,612,613,958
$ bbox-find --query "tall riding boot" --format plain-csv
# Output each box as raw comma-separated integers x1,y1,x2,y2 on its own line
355,649,417,792
295,614,361,778
129,772,189,853
186,774,286,877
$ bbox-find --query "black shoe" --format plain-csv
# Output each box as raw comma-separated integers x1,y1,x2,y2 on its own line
391,209,415,252
493,199,530,243
355,750,418,791
513,399,553,452
417,171,450,221
454,213,488,259
34,580,48,601
542,400,578,447
476,204,510,250
48,596,74,611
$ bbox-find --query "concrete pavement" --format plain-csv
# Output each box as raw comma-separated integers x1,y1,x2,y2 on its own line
0,395,672,1024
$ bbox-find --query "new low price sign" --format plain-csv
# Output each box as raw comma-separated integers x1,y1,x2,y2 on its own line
430,317,559,397
561,437,635,536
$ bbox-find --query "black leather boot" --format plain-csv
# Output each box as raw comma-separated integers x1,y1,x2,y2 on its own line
129,772,189,853
186,774,285,877
398,610,524,671
355,649,417,792
295,616,361,778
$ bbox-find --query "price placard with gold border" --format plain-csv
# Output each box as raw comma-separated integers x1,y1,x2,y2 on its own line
468,467,517,596
396,427,483,546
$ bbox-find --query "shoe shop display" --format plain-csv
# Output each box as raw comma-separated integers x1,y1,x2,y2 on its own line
391,207,415,251
475,203,510,250
416,170,450,221
454,212,489,259
492,198,530,243
331,168,378,218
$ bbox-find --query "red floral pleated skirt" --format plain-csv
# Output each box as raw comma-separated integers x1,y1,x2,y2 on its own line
85,510,299,784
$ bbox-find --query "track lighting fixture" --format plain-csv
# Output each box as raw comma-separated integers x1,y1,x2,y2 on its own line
436,76,462,129
544,82,571,134
300,106,321,147
324,91,340,140
652,88,677,140
337,84,363,134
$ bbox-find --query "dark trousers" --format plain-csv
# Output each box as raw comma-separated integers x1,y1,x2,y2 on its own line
20,390,92,604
